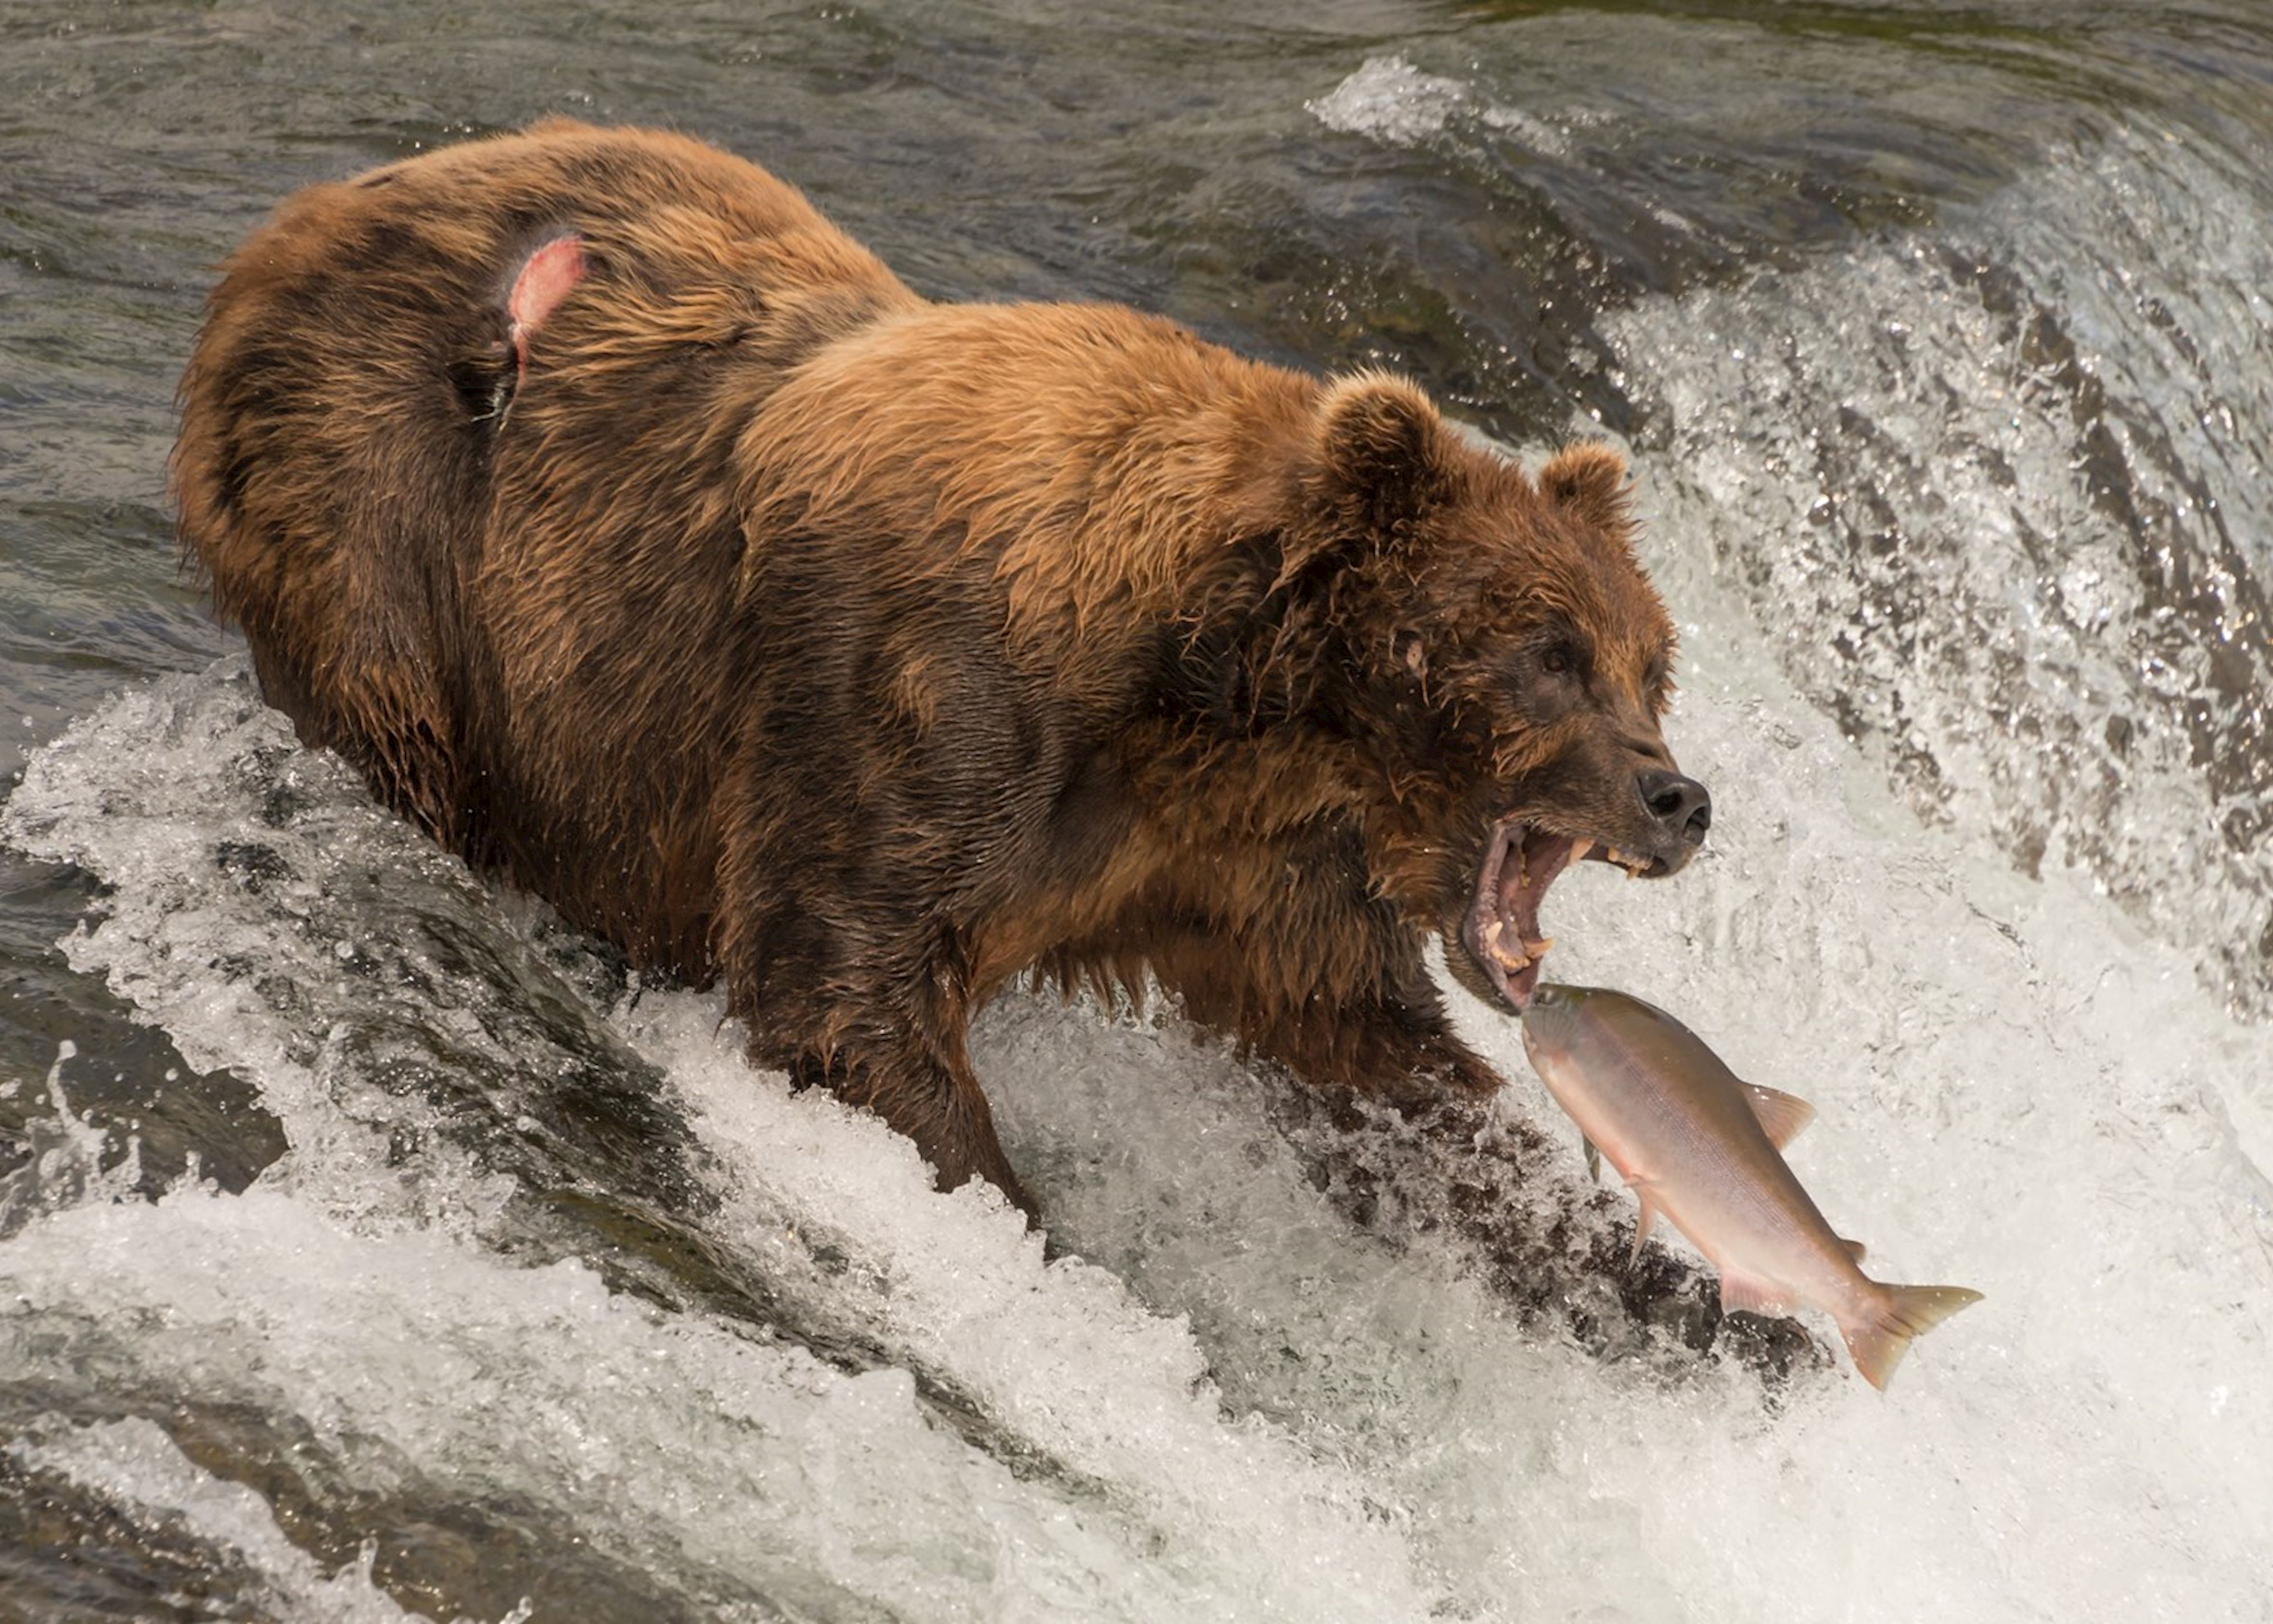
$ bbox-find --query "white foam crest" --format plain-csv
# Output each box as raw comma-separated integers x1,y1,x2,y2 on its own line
1307,55,1469,144
8,1415,512,1624
968,989,1748,1618
1516,570,2273,1617
1308,54,1572,157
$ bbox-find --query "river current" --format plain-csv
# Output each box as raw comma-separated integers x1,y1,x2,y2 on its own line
3,3,2270,1620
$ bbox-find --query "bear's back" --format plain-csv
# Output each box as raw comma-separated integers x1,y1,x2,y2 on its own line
173,124,927,969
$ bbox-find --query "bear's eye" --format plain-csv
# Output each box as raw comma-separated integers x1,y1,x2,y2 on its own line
1540,641,1583,678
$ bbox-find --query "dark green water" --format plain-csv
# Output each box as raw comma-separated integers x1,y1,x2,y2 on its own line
3,4,2271,1620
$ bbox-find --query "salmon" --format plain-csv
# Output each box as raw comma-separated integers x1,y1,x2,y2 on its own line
1519,983,1981,1389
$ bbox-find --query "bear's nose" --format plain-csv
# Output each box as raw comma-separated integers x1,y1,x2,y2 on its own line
1636,768,1712,848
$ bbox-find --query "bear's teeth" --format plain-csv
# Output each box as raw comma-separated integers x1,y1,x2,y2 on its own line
1569,836,1596,868
1483,919,1533,972
1524,936,1554,959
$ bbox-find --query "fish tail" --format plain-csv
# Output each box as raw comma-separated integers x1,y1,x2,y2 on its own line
1841,1284,1984,1391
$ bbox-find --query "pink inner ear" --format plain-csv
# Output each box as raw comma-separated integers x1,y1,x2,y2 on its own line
508,234,586,374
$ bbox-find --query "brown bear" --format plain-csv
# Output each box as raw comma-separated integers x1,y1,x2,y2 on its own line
174,120,1710,1215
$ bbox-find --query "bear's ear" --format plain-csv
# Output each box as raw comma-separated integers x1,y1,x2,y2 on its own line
1311,373,1455,535
1538,442,1634,537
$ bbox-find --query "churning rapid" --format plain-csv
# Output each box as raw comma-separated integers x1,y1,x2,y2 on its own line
3,4,2270,1622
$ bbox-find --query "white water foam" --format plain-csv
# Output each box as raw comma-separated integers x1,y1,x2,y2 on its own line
1307,54,1574,157
1308,55,1470,146
1309,52,2272,1019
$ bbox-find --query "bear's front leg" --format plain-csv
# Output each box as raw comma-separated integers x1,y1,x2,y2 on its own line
716,881,1035,1214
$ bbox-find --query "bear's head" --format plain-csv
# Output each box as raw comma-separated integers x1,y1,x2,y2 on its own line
1281,373,1710,1010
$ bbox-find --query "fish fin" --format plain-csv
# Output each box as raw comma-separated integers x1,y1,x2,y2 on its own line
1584,1138,1602,1183
1742,1083,1816,1150
1841,1285,1985,1391
1717,1270,1792,1318
1626,1190,1661,1268
1840,1238,1868,1263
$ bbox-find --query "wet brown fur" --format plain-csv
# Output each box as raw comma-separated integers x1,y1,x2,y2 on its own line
175,121,1693,1212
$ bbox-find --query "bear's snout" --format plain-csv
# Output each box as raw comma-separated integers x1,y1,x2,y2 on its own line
1635,768,1712,862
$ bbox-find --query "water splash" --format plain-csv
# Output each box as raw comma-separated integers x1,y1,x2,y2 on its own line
0,1041,143,1238
1307,53,1574,158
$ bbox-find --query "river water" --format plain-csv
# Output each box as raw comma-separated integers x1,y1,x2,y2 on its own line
3,3,2270,1620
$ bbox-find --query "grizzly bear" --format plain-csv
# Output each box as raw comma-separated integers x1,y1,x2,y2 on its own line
175,120,1709,1214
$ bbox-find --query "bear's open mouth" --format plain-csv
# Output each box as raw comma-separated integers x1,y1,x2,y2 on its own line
1459,820,1662,1010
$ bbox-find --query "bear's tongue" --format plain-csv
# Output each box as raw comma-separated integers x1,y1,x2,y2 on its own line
1465,823,1578,1010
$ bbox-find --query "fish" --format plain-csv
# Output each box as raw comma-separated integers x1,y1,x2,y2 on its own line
1518,983,1982,1390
